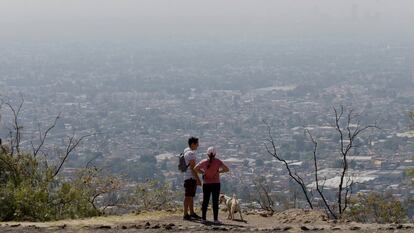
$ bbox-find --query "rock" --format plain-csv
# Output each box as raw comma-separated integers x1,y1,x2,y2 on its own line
165,225,173,230
331,227,341,231
97,225,111,229
386,227,395,230
10,224,21,228
145,222,151,227
349,226,361,230
282,226,292,231
27,225,40,229
152,224,161,229
121,225,128,229
300,226,310,231
396,224,403,229
59,224,67,229
133,224,142,229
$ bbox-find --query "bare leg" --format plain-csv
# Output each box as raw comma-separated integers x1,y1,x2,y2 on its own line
189,197,195,215
184,197,191,216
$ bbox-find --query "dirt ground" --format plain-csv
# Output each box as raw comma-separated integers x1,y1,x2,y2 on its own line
0,209,413,233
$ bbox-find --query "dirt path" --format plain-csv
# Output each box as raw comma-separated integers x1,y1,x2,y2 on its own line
0,210,413,233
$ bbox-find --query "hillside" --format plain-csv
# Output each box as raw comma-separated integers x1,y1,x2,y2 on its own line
1,209,413,233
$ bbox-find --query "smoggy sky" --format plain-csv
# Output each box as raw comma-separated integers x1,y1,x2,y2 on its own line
1,0,413,41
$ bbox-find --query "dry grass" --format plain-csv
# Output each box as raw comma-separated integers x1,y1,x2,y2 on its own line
0,211,181,229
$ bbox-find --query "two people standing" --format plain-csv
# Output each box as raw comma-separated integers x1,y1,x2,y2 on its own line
182,137,230,224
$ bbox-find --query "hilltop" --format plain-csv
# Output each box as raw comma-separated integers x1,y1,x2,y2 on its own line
1,209,413,233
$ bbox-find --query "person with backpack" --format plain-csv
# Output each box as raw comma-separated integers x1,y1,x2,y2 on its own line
180,137,202,221
194,146,229,224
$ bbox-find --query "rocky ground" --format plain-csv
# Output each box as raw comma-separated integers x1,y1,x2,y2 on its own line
0,209,413,233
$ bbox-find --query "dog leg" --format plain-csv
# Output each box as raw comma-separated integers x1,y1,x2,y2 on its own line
239,210,244,221
230,207,235,220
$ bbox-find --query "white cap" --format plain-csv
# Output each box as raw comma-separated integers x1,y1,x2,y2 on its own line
207,146,217,157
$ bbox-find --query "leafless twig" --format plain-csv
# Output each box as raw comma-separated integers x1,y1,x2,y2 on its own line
53,132,94,178
305,129,337,219
31,113,61,157
5,96,24,156
264,121,314,209
334,106,378,216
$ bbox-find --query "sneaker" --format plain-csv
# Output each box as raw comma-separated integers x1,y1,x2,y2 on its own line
183,214,192,221
213,220,222,225
190,213,202,220
201,219,207,224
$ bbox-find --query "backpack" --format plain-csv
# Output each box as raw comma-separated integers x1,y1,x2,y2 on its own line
178,152,189,172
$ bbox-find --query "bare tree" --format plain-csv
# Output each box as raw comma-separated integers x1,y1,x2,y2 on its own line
264,106,377,218
253,177,275,213
333,106,377,216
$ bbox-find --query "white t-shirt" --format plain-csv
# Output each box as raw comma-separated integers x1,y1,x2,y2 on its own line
184,147,197,180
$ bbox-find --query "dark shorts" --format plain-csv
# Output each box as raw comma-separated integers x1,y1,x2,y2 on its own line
184,178,197,197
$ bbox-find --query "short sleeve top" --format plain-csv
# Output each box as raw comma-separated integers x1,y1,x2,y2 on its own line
195,158,224,184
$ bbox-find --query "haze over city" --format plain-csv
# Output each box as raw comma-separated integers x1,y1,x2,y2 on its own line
0,0,413,225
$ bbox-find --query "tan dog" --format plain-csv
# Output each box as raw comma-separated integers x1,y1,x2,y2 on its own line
219,194,243,221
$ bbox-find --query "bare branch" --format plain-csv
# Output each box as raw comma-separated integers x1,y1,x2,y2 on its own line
253,178,275,213
343,178,354,214
335,105,378,216
32,113,61,157
53,133,94,178
5,96,24,156
264,121,313,209
305,129,337,219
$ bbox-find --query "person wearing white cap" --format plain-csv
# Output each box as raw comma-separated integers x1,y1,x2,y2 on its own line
195,146,229,225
